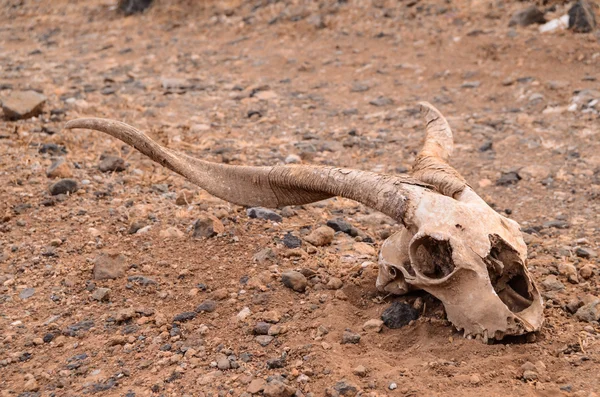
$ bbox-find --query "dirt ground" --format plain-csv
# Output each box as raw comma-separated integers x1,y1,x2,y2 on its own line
1,0,600,396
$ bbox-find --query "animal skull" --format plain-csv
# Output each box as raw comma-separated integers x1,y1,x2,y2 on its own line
65,102,543,341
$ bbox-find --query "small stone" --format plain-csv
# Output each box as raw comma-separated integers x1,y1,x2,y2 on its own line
93,252,126,280
49,179,78,195
46,158,72,178
173,312,196,322
541,275,565,292
128,220,146,234
159,227,184,239
268,324,286,336
341,330,361,344
127,275,157,285
566,297,583,313
247,378,266,394
369,96,393,107
523,370,538,381
284,154,301,164
23,377,39,392
256,335,274,346
304,226,335,246
193,216,224,238
247,207,282,222
389,382,398,390
43,333,55,343
508,6,546,27
253,248,277,265
353,365,367,377
496,171,521,186
175,190,194,205
558,263,579,284
92,287,110,301
580,264,595,279
216,354,231,370
266,357,285,369
282,232,302,249
362,319,384,333
333,381,358,397
254,322,271,335
98,155,126,172
281,271,307,292
327,277,343,290
470,374,481,384
115,308,136,322
575,300,600,322
568,0,596,33
262,379,296,397
262,310,281,323
543,220,569,229
19,288,35,300
326,219,358,236
237,307,251,321
1,90,46,120
118,0,154,16
576,247,597,259
381,301,419,329
195,300,217,313
353,242,376,256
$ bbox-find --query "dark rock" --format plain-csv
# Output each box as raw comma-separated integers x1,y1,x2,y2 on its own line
509,6,546,27
38,143,66,155
247,207,282,222
369,96,394,107
1,90,46,120
568,0,596,33
98,155,126,172
350,82,369,93
326,219,358,237
341,330,361,344
496,171,521,186
575,300,600,322
128,220,146,234
118,0,154,15
195,300,217,313
43,333,55,343
282,232,302,248
576,247,597,258
93,252,126,280
479,141,493,152
256,335,274,346
63,320,94,336
543,220,570,229
334,380,358,397
266,357,285,369
281,271,307,292
127,275,157,285
381,301,419,329
254,321,271,335
49,179,78,195
19,288,35,300
173,312,196,322
193,217,219,238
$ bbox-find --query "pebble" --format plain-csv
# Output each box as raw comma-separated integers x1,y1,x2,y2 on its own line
98,155,126,172
304,226,335,246
496,171,521,186
1,90,46,120
541,275,565,291
49,179,78,195
175,189,194,205
195,300,217,313
193,216,224,238
282,232,302,249
326,277,343,290
19,288,35,300
159,227,184,239
568,0,596,33
575,247,597,259
327,219,358,236
333,381,358,397
127,275,157,285
389,382,398,390
248,378,266,393
262,379,296,397
574,299,600,322
46,158,72,178
341,330,361,344
93,252,126,280
237,307,252,321
256,335,274,346
281,271,307,292
91,287,110,301
381,301,419,329
509,6,546,27
254,322,271,335
579,264,595,279
369,96,393,107
362,319,384,333
216,354,231,370
284,154,301,164
173,312,196,322
247,207,282,222
353,365,367,377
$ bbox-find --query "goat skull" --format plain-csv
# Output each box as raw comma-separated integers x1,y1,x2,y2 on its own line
65,102,543,341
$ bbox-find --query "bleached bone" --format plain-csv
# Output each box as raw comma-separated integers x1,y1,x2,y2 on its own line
64,102,543,341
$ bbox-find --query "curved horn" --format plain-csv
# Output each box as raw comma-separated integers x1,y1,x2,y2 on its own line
412,102,468,198
64,118,431,226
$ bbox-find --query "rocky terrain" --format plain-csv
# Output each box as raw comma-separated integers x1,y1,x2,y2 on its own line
1,0,599,396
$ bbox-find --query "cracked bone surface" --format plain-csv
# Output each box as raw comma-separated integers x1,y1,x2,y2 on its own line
64,102,543,341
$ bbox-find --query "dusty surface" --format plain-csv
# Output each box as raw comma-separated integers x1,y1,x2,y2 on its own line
1,0,600,396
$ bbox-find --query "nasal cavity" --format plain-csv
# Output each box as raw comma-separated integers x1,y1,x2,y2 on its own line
410,236,455,279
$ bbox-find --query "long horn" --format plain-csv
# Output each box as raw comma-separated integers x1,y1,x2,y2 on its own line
412,102,468,198
64,118,431,225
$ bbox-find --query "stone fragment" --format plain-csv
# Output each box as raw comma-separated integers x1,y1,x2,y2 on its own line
282,232,302,248
580,264,595,279
195,300,217,313
247,207,282,222
193,216,224,238
509,6,546,27
541,275,565,291
327,277,343,290
19,288,35,300
49,179,78,195
281,271,307,292
93,252,126,280
46,158,72,179
1,90,46,120
381,301,419,329
247,378,266,394
98,155,126,172
341,330,361,344
362,319,384,333
159,227,184,239
263,379,296,397
333,381,358,397
254,322,271,335
173,312,196,322
118,0,154,16
568,0,596,33
127,275,157,285
353,365,367,377
304,226,335,246
576,247,597,259
327,219,358,236
92,287,110,301
496,171,521,186
256,335,274,346
558,263,579,284
369,96,393,107
575,300,600,322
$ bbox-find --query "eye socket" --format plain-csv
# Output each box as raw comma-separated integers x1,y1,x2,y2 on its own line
410,236,455,279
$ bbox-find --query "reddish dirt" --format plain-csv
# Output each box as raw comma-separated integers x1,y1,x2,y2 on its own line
1,1,599,396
